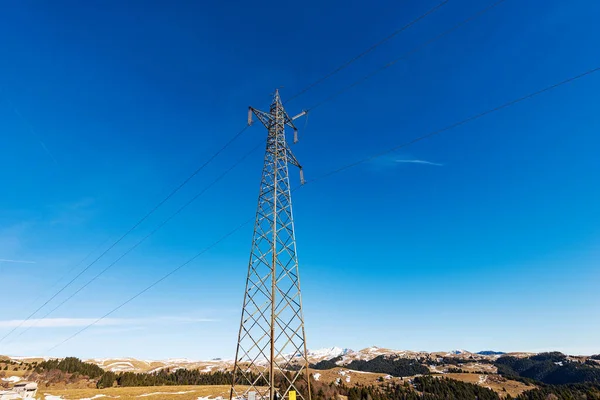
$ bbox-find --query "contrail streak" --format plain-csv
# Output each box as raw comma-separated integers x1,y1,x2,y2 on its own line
396,159,443,166
13,108,58,165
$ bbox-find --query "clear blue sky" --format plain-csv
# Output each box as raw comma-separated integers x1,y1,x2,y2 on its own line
1,0,599,359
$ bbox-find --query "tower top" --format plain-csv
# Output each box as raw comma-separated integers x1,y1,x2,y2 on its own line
271,89,282,107
247,91,304,183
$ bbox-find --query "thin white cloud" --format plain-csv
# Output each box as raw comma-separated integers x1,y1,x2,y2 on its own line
0,316,215,328
395,159,443,167
0,259,36,264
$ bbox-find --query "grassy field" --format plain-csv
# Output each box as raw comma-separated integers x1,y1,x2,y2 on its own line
38,385,249,399
36,377,532,399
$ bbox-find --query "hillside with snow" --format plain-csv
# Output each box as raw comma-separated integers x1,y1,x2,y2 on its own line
1,346,534,374
2,349,598,399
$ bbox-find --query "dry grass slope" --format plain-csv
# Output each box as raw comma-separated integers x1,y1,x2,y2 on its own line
440,373,533,398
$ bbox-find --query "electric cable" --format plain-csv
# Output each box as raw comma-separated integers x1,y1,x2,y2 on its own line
284,0,449,104
0,125,251,344
7,139,264,345
44,65,600,352
306,0,507,111
0,0,454,340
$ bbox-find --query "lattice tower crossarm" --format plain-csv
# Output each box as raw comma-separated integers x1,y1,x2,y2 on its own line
230,90,311,400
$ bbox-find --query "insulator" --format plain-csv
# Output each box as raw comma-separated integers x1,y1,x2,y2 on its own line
294,129,298,144
248,107,253,125
299,168,305,185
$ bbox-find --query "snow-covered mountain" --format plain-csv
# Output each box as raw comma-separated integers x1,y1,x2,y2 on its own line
307,346,350,361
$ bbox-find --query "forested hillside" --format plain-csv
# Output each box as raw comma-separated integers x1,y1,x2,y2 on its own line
515,383,600,400
495,352,600,385
319,379,600,400
31,357,251,389
312,355,429,377
36,357,105,379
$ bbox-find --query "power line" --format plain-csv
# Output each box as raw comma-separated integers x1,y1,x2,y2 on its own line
4,0,444,337
23,237,112,311
307,0,507,111
18,0,546,354
0,124,250,345
44,65,600,353
284,0,449,104
5,139,265,346
305,66,600,183
1,0,446,340
47,217,254,354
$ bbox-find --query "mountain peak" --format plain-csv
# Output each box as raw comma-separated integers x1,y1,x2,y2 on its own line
308,347,350,360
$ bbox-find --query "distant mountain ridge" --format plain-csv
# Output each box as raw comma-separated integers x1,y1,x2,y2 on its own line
3,349,599,398
1,347,591,374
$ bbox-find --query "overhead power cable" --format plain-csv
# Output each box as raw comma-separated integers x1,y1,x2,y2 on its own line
0,124,250,345
305,66,600,183
15,0,519,352
46,217,253,353
23,237,112,310
2,0,444,338
45,65,600,353
5,138,265,345
284,0,449,104
2,0,448,340
307,0,507,111
30,0,549,350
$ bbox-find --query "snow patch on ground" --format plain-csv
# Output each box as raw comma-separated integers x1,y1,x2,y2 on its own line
313,373,321,381
44,395,65,400
429,365,444,374
107,361,136,372
108,362,134,367
138,391,196,397
1,376,21,383
10,356,49,361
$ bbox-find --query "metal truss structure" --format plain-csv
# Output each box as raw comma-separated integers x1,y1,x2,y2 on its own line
230,90,310,400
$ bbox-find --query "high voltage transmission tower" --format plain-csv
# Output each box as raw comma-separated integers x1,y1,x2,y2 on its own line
230,90,311,400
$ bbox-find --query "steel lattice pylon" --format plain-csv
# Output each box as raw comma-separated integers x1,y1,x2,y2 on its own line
230,90,311,400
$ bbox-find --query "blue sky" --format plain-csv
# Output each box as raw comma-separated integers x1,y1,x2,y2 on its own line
0,0,599,359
